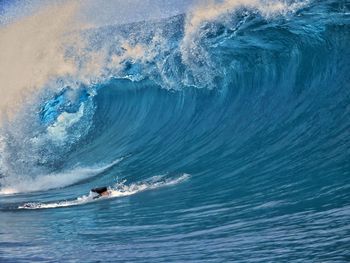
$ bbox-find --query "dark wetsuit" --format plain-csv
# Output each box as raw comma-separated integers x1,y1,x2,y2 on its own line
91,187,108,199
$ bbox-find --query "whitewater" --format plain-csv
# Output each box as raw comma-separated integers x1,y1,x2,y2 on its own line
0,0,349,262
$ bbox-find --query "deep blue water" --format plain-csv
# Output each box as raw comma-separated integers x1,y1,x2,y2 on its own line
1,0,350,262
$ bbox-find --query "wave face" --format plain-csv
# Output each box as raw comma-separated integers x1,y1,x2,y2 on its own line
1,0,350,262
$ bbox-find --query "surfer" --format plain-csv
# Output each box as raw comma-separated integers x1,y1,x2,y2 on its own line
91,186,110,199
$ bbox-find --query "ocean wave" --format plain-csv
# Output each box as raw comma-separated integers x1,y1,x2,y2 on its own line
1,0,349,196
0,0,349,261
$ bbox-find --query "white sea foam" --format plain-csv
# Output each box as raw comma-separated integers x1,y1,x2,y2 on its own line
18,173,190,209
46,103,86,142
0,158,123,195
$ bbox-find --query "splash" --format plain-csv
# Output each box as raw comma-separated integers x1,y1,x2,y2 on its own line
18,173,190,209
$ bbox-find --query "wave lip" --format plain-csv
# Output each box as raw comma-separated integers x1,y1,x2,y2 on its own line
0,158,123,195
18,173,190,209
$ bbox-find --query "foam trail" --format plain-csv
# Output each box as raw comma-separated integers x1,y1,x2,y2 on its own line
110,173,190,197
18,173,190,209
0,158,123,195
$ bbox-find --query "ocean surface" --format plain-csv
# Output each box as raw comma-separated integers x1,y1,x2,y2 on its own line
0,0,350,262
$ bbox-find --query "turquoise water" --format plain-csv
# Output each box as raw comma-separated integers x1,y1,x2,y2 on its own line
1,0,350,262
